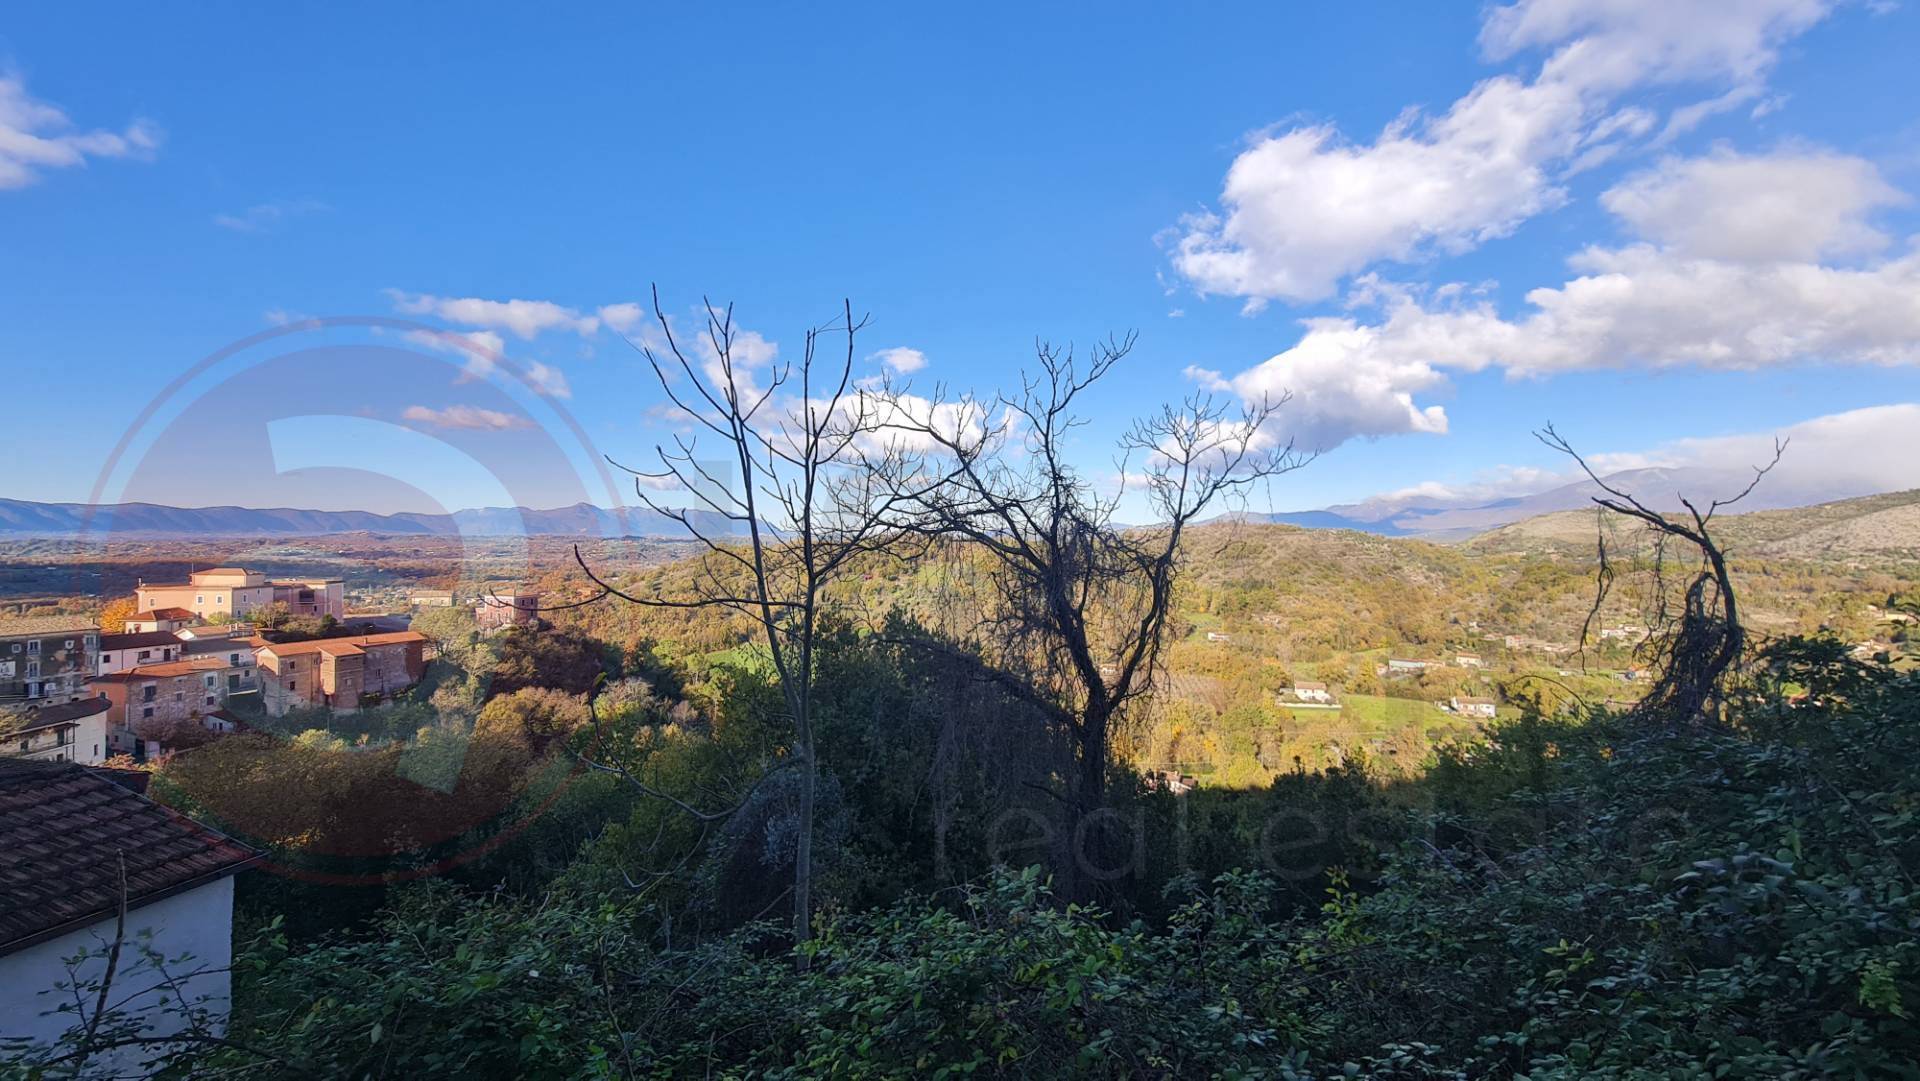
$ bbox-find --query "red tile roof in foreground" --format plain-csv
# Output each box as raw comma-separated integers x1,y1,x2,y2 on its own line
131,607,197,621
0,759,258,955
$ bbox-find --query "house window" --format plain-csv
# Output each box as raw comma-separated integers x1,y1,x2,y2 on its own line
85,635,95,649
101,654,113,664
215,596,225,605
26,641,39,654
137,650,152,660
195,596,203,604
64,639,74,649
230,653,241,665
205,674,216,687
228,674,240,691
142,707,154,719
142,685,156,702
288,680,297,691
206,696,216,706
25,662,38,678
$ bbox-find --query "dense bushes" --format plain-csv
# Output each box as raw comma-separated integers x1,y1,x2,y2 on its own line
10,639,1915,1077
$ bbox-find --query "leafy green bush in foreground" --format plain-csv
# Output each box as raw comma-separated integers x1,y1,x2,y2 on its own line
11,639,1918,1078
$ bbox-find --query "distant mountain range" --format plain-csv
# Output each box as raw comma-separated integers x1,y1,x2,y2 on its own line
0,464,1903,542
0,499,746,539
1235,466,1905,541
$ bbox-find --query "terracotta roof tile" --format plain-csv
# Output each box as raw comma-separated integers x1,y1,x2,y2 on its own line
93,657,229,682
0,759,258,955
257,631,427,658
0,615,96,637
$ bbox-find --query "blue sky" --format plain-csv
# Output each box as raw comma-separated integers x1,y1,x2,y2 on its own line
3,1,1919,517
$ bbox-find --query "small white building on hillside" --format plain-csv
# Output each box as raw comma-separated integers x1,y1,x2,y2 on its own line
0,760,258,1072
1450,695,1498,719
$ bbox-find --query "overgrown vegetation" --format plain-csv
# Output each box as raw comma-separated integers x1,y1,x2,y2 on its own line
15,635,1915,1077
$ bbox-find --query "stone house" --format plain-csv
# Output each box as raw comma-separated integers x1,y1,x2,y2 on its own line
255,631,428,715
95,657,232,736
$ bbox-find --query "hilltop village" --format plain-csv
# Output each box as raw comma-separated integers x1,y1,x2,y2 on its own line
0,567,542,765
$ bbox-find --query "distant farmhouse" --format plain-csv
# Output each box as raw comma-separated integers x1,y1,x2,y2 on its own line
1280,681,1341,710
476,587,542,632
1450,695,1497,719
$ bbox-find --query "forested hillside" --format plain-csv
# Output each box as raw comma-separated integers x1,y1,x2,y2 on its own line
537,512,1919,784
7,494,1917,1078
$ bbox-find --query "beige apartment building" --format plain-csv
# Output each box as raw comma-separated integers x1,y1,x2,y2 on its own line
135,568,345,622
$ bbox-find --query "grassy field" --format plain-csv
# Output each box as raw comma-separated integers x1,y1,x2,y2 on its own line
1274,693,1492,753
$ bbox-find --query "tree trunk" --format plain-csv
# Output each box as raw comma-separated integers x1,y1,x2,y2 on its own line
792,735,816,954
1073,709,1110,902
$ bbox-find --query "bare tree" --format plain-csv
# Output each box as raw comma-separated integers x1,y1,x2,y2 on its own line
570,287,917,948
866,337,1310,887
1536,424,1785,725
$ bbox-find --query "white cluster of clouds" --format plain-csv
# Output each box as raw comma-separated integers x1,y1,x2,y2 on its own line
1592,402,1920,491
1365,403,1920,509
1170,0,1920,452
400,404,533,432
387,289,603,340
0,73,158,190
389,292,952,443
842,389,995,456
1172,0,1838,306
870,346,928,374
388,290,834,411
384,289,655,411
1222,146,1920,448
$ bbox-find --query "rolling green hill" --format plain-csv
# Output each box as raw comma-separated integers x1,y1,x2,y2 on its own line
1466,487,1920,562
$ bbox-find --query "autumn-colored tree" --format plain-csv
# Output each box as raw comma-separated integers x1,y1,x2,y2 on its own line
98,595,137,633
